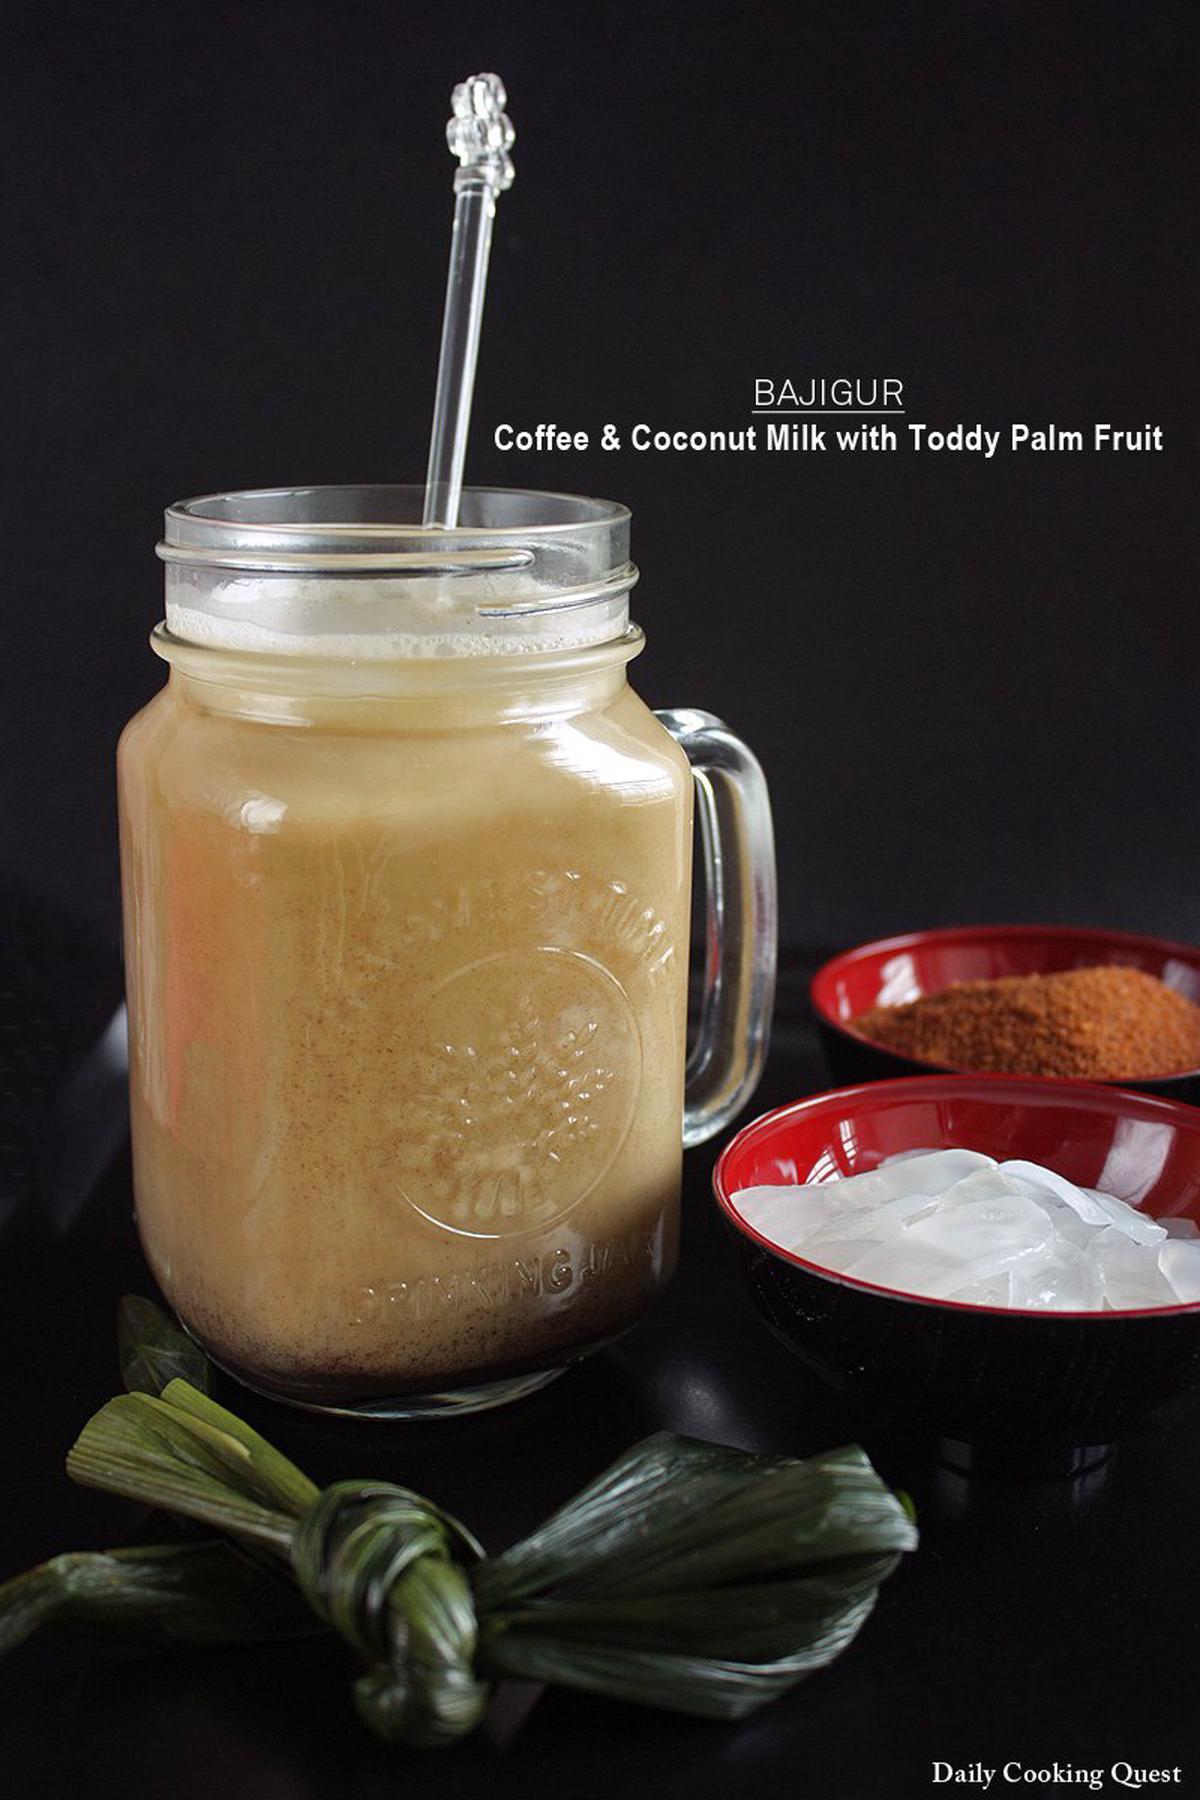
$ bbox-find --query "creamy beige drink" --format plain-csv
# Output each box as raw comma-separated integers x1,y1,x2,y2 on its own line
119,652,692,1405
118,484,774,1414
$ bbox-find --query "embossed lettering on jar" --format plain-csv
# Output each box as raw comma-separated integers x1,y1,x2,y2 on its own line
118,486,775,1416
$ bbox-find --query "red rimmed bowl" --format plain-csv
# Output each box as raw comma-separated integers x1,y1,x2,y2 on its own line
811,924,1200,1103
714,1076,1200,1477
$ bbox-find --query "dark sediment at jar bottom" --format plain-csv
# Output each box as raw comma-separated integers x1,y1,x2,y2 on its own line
188,1323,632,1415
159,1277,670,1413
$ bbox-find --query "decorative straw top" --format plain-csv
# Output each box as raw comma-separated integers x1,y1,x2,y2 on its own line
447,72,515,193
422,73,516,528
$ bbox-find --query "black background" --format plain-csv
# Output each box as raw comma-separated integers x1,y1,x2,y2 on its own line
4,0,1197,952
4,10,1200,1794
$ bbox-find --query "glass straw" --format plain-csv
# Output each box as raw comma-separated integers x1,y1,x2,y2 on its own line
423,73,516,528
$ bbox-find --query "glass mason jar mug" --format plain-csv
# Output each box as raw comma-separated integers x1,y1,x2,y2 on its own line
118,487,776,1416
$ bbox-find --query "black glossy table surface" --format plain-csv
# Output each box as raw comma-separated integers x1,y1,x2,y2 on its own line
3,944,1199,1799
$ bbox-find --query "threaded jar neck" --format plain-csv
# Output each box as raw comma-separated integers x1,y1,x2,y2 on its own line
157,485,638,662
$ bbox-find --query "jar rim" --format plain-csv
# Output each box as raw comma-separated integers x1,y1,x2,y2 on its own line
157,484,637,658
163,484,629,551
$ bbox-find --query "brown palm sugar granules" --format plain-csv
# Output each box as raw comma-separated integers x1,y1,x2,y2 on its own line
853,965,1200,1080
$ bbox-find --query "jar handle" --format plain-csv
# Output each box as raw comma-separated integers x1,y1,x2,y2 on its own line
655,709,777,1148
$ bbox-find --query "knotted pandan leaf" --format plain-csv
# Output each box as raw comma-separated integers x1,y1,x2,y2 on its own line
0,1300,918,1747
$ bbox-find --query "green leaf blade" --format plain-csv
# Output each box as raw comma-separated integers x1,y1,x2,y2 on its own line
478,1605,881,1721
66,1390,299,1552
474,1436,917,1607
482,1555,904,1663
0,1542,322,1652
472,1434,915,1723
158,1381,319,1518
118,1296,214,1397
